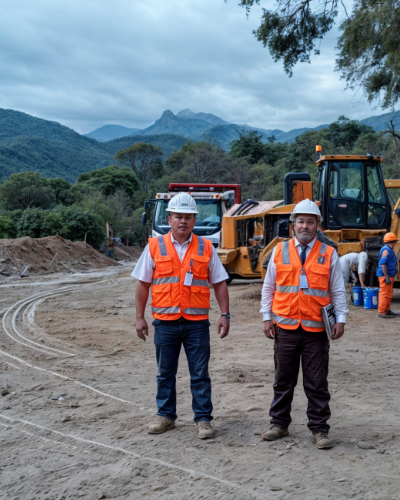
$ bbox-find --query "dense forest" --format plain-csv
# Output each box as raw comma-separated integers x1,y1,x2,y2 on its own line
0,116,399,247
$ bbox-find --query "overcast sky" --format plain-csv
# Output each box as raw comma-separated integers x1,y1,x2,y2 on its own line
0,0,386,134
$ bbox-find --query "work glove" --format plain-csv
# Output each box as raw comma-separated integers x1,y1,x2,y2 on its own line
385,277,391,284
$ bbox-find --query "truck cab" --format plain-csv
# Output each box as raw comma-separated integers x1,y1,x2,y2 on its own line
317,154,391,231
143,183,241,247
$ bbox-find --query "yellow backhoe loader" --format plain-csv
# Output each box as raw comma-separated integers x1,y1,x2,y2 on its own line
218,146,400,285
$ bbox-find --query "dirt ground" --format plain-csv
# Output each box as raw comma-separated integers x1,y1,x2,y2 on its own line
1,263,400,500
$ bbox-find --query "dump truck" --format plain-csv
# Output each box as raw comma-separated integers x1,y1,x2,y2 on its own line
142,183,241,247
218,146,400,284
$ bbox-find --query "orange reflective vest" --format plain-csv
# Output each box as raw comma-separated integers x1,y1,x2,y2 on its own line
148,233,212,321
272,238,333,332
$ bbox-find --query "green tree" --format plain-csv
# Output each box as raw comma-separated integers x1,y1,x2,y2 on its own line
105,190,133,220
0,216,17,239
47,178,78,206
17,208,64,239
76,165,139,197
325,116,374,149
336,0,400,109
230,130,267,164
114,143,162,193
17,208,48,238
184,142,227,183
233,0,399,108
56,206,105,247
0,172,56,210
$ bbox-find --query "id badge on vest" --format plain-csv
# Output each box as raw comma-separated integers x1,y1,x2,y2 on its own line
299,268,309,289
184,271,193,286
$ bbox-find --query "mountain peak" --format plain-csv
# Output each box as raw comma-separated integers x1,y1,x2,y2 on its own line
161,109,175,119
176,108,196,119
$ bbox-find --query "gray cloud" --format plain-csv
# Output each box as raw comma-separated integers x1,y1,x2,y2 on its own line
0,0,383,134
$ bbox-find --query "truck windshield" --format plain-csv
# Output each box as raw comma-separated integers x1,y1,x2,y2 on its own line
153,199,222,236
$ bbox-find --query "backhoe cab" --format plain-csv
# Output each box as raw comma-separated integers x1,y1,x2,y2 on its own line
217,146,396,283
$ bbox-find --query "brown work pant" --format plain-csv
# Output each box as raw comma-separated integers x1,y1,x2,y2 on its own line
270,324,330,434
378,277,394,314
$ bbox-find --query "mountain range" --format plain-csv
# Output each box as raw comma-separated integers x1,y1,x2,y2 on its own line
85,107,400,148
0,106,399,184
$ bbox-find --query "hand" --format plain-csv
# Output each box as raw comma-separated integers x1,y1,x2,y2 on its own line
217,316,230,339
136,318,149,341
332,322,345,340
385,277,391,285
263,320,275,339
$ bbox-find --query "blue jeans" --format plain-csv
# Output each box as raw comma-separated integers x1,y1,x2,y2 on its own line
153,318,213,423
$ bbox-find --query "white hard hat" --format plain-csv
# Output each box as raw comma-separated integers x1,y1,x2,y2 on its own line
290,198,322,223
166,192,198,214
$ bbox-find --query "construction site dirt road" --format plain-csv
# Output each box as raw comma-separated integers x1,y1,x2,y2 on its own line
1,265,399,500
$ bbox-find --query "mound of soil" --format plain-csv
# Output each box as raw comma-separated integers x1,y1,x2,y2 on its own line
0,235,119,276
113,243,142,261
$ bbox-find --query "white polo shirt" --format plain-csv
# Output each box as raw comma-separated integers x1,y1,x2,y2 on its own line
132,232,229,284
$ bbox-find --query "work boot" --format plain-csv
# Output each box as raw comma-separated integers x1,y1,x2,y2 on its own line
197,420,215,439
312,432,332,449
261,425,289,441
148,416,175,434
378,311,396,318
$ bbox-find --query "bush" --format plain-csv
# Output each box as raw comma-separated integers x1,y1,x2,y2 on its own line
56,206,105,247
16,206,106,248
0,216,17,239
17,208,48,238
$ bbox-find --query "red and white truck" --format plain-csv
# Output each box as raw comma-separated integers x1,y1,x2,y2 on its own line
142,183,241,247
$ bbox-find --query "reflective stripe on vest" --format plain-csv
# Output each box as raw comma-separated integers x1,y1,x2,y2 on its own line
277,285,299,293
276,284,329,298
182,307,210,315
282,240,290,264
152,276,180,285
197,236,205,256
152,306,181,314
302,287,329,298
192,279,208,287
272,314,299,326
158,235,168,256
302,319,325,328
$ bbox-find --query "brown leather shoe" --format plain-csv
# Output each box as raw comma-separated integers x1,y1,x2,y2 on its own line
197,420,215,439
148,416,175,434
312,432,332,449
261,425,289,441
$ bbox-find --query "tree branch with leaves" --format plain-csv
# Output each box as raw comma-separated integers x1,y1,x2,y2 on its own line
229,0,400,107
114,142,163,193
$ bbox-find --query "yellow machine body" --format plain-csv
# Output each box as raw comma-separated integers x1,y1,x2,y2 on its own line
217,152,400,283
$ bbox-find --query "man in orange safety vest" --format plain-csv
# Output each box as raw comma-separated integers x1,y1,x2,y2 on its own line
260,199,348,449
132,192,230,439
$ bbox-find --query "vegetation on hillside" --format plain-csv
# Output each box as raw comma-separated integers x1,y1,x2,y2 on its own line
1,116,399,247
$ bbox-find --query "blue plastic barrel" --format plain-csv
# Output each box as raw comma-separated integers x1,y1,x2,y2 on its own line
363,287,379,309
352,286,363,306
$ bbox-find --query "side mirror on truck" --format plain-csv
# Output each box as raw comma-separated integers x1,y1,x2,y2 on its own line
141,212,147,226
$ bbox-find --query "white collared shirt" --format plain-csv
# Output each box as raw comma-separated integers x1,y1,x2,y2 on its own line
132,232,229,284
260,237,348,323
340,252,368,282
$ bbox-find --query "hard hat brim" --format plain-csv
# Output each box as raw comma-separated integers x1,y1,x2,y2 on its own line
166,208,199,214
290,212,323,223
